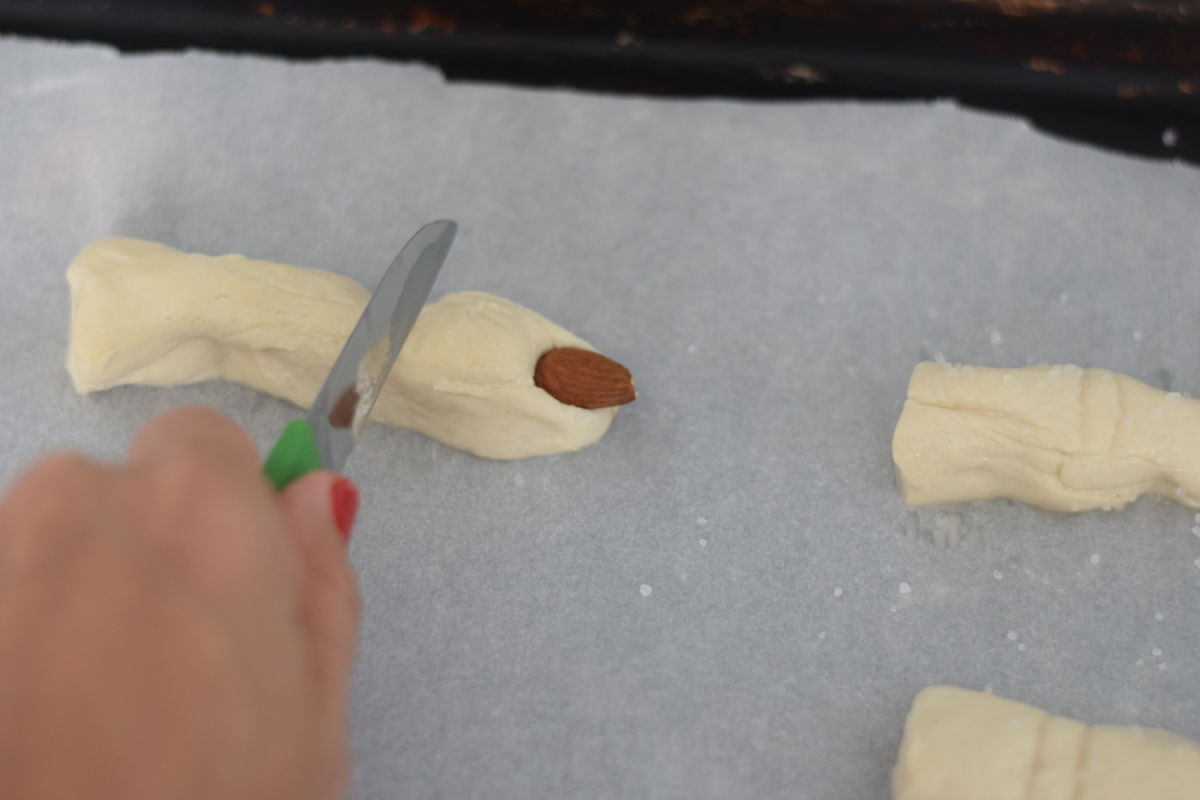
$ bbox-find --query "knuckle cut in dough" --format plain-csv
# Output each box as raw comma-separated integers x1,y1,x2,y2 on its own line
893,686,1200,800
66,238,634,460
892,360,1200,512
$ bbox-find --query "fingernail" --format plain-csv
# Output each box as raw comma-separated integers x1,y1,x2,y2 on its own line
331,477,359,542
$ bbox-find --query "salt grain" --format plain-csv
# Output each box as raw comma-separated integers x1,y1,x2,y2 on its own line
639,584,652,597
818,631,826,640
898,582,911,595
990,329,1003,346
834,587,843,598
1059,292,1068,304
1018,644,1026,651
1152,647,1162,657
1159,663,1168,671
696,516,708,525
1006,631,1019,641
1155,612,1165,621
1090,553,1100,565
993,570,1003,580
1132,329,1144,342
698,538,707,547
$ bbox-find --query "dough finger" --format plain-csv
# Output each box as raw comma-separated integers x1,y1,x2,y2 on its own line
893,686,1200,800
67,237,631,460
892,361,1200,512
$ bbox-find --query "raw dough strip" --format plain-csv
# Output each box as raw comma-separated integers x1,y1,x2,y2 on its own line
892,361,1200,512
893,686,1200,800
66,237,620,460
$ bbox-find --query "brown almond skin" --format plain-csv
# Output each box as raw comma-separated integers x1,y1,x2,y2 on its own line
327,386,360,429
534,347,637,409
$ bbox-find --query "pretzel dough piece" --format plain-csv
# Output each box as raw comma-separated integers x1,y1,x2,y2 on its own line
66,237,618,459
892,361,1200,512
893,686,1200,800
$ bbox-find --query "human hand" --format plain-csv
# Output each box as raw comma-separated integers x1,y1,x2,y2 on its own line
0,407,360,800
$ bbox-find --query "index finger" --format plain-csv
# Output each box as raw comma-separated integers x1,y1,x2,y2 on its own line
124,407,307,621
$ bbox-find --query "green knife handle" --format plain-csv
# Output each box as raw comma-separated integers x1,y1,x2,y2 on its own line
264,419,322,490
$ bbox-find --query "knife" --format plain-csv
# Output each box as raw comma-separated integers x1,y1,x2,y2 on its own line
263,220,457,490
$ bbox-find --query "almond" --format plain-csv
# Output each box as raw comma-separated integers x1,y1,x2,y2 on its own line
534,347,637,409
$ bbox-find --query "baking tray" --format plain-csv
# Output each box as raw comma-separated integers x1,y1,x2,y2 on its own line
1,0,1198,164
1,36,1198,800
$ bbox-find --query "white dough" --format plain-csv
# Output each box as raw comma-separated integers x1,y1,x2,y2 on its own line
893,686,1200,800
892,361,1200,512
66,237,619,459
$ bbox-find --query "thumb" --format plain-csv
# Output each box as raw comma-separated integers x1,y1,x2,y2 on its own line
279,471,362,690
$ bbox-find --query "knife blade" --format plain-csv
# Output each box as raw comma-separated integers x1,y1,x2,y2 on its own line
264,219,457,489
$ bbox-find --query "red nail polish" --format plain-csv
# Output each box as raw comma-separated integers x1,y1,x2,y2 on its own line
331,478,359,542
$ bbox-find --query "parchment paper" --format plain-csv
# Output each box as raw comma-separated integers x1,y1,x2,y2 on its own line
2,36,1198,800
